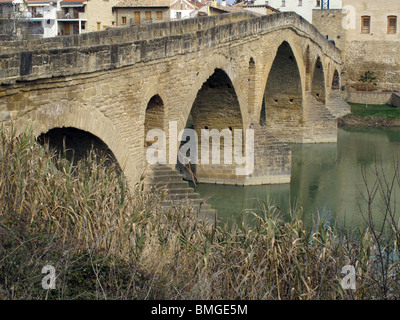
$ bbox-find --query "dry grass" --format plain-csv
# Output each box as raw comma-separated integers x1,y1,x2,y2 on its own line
0,126,399,299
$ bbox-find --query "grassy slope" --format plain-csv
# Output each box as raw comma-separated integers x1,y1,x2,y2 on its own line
338,103,400,127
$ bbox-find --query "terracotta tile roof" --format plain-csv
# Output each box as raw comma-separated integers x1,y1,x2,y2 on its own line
62,0,85,2
114,0,173,7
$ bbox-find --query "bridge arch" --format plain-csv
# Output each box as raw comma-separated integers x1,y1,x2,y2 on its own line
259,40,304,141
180,67,245,184
13,104,135,182
311,56,326,104
37,127,121,171
331,69,340,91
189,68,243,131
144,94,166,147
184,55,247,132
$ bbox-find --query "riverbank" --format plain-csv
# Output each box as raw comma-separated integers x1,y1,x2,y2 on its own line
338,103,400,127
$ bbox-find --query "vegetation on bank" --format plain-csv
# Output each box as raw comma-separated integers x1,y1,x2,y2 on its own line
1,127,400,300
338,103,400,127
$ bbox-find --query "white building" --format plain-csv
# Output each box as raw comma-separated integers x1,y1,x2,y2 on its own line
252,0,342,23
0,0,87,39
170,0,198,20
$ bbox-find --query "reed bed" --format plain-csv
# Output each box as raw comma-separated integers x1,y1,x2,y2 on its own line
0,126,399,299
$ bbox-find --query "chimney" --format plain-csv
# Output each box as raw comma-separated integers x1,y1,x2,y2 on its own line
221,0,226,5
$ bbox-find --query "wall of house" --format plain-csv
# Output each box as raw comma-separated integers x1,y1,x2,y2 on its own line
79,0,119,31
115,7,170,26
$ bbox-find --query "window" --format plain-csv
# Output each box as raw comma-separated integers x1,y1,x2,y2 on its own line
145,11,151,19
122,16,127,24
281,0,285,7
97,22,101,31
388,16,397,34
316,0,320,7
176,11,182,19
156,11,162,20
361,16,370,34
298,0,302,6
265,0,269,5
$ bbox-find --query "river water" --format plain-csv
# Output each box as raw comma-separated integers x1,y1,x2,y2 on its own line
194,127,400,231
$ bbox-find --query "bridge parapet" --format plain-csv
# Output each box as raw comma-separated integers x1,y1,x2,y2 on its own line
0,11,341,85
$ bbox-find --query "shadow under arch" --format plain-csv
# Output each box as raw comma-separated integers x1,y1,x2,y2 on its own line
12,103,135,183
331,69,340,90
37,127,122,173
179,68,245,184
260,40,304,142
144,94,165,147
311,56,326,104
183,56,247,133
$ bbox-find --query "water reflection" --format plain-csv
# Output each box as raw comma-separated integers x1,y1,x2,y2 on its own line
194,128,400,230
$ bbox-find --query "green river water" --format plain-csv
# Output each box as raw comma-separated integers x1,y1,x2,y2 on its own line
194,127,400,230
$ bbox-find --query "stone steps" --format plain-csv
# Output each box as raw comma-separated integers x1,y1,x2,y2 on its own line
144,164,217,221
302,93,338,142
304,93,336,122
326,92,351,118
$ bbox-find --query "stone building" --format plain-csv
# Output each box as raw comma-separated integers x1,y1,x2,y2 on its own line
113,0,172,26
312,0,400,95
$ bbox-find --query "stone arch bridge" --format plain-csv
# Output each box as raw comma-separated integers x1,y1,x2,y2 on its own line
0,11,350,187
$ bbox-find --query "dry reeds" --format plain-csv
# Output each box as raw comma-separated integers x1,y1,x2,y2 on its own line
0,126,399,299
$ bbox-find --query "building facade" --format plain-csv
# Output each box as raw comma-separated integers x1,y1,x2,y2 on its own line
312,0,400,93
113,0,171,26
